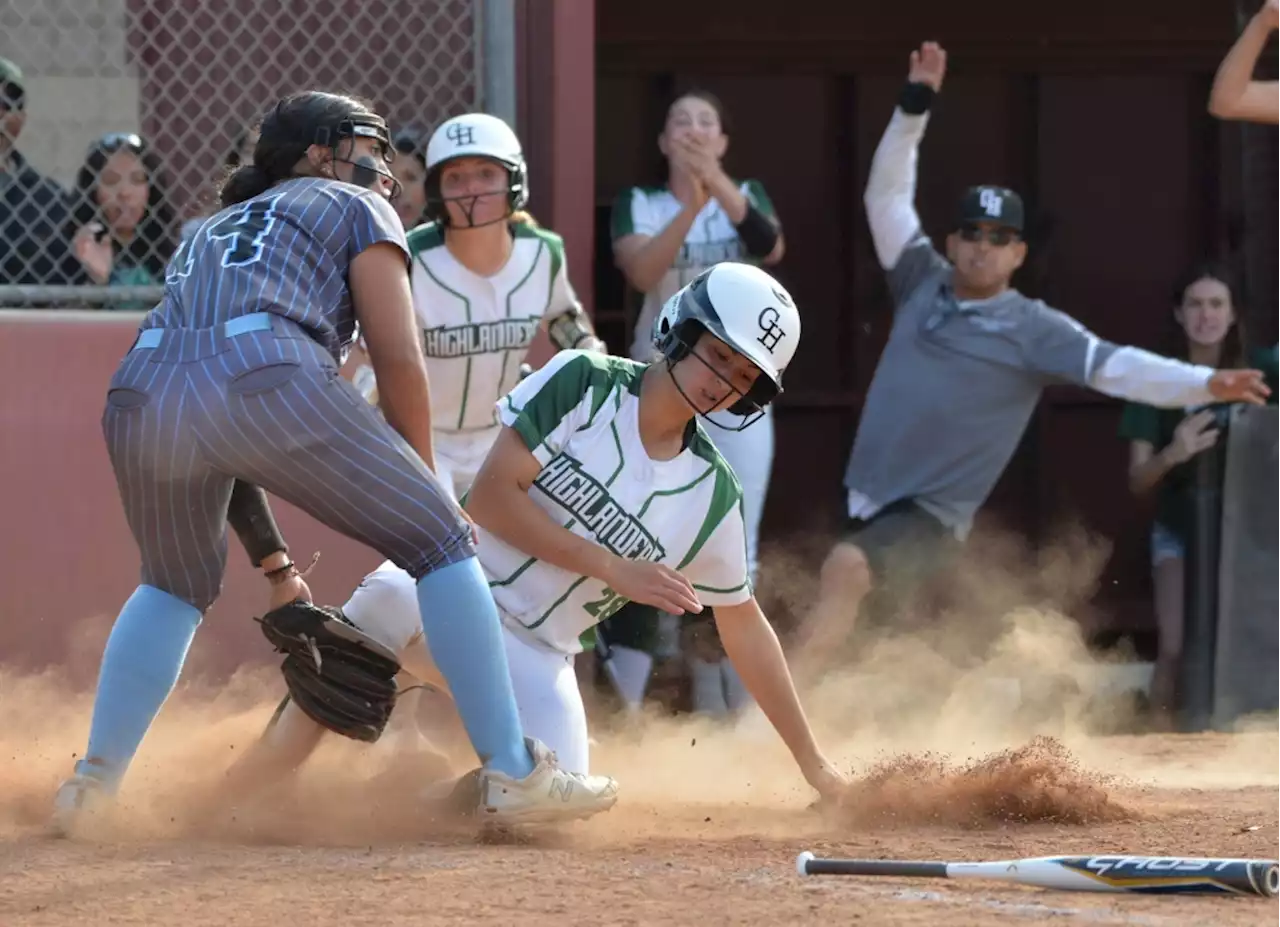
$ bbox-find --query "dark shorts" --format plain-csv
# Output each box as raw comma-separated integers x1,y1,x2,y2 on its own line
596,601,662,653
839,499,960,623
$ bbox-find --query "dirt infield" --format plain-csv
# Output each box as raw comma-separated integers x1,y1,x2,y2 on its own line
0,664,1275,927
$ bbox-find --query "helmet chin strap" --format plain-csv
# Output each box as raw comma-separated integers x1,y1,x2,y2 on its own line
664,356,766,433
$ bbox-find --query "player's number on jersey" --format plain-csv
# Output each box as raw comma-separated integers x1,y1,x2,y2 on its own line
583,586,627,621
209,196,280,268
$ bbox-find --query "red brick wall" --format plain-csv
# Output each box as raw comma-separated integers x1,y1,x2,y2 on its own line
0,313,382,687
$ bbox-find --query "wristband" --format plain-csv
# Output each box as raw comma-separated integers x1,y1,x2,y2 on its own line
735,203,780,258
899,81,937,115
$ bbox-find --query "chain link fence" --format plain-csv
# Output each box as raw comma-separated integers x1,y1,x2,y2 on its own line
1,0,487,307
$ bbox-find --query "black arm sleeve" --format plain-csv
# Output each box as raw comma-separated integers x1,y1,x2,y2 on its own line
227,481,288,568
734,202,780,259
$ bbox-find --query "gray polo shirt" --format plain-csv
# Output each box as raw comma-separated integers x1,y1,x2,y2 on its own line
843,233,1119,537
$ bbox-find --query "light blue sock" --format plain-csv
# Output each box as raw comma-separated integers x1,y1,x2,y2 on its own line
416,557,533,779
80,585,202,790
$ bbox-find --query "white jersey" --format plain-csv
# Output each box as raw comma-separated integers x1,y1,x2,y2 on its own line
480,350,751,654
610,180,779,362
407,220,580,432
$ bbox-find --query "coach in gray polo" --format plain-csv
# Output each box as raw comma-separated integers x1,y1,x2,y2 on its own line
800,41,1269,661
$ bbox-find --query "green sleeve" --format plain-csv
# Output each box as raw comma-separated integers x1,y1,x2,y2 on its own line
610,188,639,241
1117,402,1161,443
497,351,616,459
743,179,779,224
1251,344,1279,405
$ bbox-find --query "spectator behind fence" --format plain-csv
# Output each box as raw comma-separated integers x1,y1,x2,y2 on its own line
607,88,786,720
1119,263,1279,725
0,56,80,293
390,126,428,229
67,132,177,309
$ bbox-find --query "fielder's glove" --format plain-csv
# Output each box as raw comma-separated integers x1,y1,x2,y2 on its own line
256,599,402,743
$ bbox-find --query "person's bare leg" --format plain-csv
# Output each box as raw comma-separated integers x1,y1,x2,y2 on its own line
1148,556,1185,727
792,541,873,681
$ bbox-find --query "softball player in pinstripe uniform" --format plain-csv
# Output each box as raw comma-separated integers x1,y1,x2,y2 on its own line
220,264,850,809
53,91,617,833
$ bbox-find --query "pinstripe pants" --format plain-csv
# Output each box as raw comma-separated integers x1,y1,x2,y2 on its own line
103,317,473,612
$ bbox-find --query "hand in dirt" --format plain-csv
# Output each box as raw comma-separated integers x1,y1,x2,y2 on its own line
802,757,851,807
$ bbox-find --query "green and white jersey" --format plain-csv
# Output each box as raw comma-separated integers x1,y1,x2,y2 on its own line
480,349,751,654
407,221,579,432
610,179,779,362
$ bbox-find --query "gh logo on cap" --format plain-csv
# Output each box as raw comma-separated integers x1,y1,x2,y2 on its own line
979,188,1004,218
757,306,786,352
446,123,475,146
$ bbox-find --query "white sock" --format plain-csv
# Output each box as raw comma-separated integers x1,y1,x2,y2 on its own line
690,658,729,716
654,612,682,658
721,659,755,713
604,645,653,708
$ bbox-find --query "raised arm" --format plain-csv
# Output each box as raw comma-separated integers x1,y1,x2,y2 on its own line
865,42,946,270
1209,0,1280,124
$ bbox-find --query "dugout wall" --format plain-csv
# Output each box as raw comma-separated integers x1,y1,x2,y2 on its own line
590,0,1279,642
1213,406,1279,725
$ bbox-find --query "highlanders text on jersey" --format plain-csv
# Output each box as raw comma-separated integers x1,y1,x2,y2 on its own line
408,221,579,431
610,180,779,361
480,350,751,654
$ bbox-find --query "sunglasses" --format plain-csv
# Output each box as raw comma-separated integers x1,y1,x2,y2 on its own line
91,132,146,155
958,225,1020,246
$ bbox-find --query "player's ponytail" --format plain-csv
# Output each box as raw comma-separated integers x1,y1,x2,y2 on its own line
217,90,380,208
509,210,538,227
219,164,273,207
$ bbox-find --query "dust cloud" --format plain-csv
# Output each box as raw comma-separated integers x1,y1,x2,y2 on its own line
0,521,1274,846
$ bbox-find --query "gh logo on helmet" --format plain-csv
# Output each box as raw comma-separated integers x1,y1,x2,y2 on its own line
446,123,476,146
757,306,786,352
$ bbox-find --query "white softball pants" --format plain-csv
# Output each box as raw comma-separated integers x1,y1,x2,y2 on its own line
342,562,591,774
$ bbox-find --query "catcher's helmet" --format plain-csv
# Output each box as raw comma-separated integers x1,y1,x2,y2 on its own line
654,262,800,425
254,91,397,198
423,113,528,226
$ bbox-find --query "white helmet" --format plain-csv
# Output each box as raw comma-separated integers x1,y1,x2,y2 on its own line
653,262,800,416
424,112,528,225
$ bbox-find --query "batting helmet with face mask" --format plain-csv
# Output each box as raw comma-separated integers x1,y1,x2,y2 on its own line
653,262,801,430
423,113,528,227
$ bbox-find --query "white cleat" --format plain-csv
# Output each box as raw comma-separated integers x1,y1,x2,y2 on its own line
50,772,110,837
478,738,618,828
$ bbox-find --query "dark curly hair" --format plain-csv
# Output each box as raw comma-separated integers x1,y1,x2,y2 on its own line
219,91,379,207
